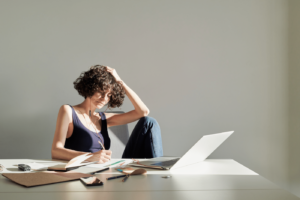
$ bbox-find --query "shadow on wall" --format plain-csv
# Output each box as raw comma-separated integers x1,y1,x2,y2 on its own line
108,125,130,158
100,111,130,158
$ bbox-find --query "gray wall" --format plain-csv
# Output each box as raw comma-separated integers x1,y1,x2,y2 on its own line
289,0,300,197
0,0,294,195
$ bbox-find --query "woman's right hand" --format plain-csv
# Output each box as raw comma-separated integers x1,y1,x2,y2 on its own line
88,150,112,164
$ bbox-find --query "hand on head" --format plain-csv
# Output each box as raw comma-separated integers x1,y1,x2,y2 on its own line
105,66,122,83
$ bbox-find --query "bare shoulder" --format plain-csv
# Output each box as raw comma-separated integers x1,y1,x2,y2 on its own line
60,104,72,114
58,105,72,122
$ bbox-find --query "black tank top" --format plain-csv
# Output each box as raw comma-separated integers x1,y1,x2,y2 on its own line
64,105,110,153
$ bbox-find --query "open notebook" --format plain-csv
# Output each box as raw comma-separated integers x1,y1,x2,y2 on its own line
48,153,97,171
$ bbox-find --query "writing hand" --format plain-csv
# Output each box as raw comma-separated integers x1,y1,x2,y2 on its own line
88,150,112,164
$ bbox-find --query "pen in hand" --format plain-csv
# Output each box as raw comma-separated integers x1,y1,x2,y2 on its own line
98,141,105,150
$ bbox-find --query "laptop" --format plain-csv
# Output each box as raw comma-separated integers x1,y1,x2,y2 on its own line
130,131,233,170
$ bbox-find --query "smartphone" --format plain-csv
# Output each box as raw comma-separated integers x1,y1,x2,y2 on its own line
80,177,103,186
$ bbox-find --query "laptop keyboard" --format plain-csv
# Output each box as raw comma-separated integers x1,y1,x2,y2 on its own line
151,158,180,166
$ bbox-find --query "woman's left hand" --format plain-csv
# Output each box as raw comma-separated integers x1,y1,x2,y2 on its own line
106,66,122,83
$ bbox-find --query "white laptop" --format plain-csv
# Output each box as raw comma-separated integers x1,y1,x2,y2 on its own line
130,131,233,170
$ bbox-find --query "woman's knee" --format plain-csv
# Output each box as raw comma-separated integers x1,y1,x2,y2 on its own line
134,116,160,136
138,116,158,127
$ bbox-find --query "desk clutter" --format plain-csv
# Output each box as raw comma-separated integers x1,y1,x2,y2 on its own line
1,154,147,187
106,168,147,182
1,131,235,187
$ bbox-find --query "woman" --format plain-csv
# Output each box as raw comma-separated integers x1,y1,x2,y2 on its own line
51,65,163,163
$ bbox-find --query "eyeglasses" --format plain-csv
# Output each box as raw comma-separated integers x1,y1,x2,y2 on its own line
0,164,5,172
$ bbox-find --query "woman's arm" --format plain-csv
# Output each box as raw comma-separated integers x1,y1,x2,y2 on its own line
51,105,111,163
105,67,150,127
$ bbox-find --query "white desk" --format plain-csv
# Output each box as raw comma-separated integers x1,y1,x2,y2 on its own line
0,158,298,200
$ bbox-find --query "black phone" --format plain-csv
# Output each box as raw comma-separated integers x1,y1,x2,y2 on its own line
18,164,31,171
80,177,103,186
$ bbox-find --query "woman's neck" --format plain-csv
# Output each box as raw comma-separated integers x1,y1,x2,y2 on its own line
78,98,97,115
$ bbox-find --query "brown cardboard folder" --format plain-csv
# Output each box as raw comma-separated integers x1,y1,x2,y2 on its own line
2,171,93,187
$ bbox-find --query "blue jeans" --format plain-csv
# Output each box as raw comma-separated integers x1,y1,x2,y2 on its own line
122,116,163,159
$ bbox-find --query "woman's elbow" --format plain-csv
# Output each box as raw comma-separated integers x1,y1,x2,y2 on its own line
143,109,150,116
136,109,150,117
51,147,60,159
51,148,56,159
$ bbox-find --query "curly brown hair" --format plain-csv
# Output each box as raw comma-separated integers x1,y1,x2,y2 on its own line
73,65,125,108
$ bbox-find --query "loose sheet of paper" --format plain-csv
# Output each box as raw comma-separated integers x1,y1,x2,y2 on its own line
87,159,133,168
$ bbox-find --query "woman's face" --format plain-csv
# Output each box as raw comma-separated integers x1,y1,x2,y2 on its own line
91,89,112,109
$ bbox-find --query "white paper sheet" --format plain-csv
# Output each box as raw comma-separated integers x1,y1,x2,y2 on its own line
87,159,133,168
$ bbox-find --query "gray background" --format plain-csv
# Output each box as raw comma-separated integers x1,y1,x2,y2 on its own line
0,0,299,197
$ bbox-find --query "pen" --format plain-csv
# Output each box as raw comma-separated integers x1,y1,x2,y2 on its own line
122,175,129,182
106,174,127,180
90,167,109,175
118,161,125,166
104,160,125,167
98,141,105,150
